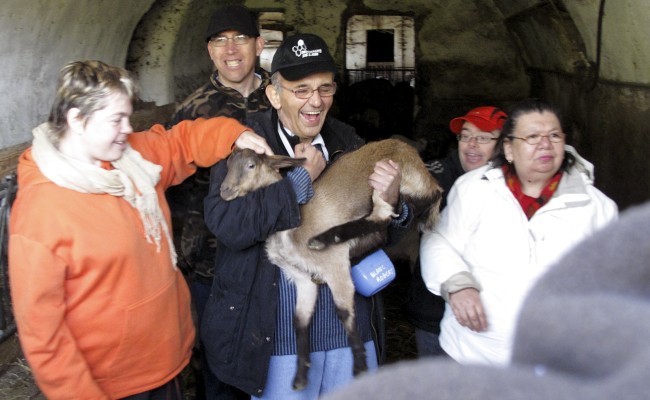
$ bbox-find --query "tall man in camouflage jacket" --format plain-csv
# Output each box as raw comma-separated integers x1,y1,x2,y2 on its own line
165,5,271,400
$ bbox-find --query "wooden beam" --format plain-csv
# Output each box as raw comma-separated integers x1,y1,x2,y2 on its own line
0,142,29,177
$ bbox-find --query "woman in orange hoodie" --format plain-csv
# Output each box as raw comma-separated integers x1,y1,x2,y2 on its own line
8,60,271,399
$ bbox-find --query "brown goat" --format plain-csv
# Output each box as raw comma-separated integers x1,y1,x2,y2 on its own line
219,138,442,390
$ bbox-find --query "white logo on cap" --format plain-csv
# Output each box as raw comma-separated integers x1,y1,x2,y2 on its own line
292,39,323,58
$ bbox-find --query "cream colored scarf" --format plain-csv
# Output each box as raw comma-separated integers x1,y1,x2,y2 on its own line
31,123,177,268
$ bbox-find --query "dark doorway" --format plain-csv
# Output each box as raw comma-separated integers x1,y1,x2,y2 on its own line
367,29,394,65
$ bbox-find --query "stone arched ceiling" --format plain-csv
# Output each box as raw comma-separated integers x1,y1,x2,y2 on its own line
3,0,650,148
1,0,650,208
493,0,650,85
126,0,225,105
0,0,155,148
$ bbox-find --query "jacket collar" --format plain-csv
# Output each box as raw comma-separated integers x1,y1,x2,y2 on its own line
209,67,271,94
482,144,596,208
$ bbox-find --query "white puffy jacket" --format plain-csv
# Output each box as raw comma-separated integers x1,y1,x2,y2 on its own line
420,145,618,365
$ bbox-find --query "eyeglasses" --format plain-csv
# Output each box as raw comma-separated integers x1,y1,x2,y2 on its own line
457,134,497,145
509,133,565,145
209,34,252,47
280,83,337,99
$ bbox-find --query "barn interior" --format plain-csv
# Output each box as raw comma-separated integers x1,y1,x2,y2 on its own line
1,0,649,397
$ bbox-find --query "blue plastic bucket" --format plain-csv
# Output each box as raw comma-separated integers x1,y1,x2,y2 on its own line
350,249,396,297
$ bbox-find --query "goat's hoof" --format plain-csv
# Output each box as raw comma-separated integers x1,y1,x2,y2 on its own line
307,239,325,250
353,360,368,376
292,377,308,391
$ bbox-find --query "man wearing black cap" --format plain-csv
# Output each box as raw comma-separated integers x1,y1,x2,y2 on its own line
201,33,413,399
168,5,269,127
164,4,271,400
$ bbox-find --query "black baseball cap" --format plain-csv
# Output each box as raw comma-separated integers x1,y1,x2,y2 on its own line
205,5,259,42
271,33,337,81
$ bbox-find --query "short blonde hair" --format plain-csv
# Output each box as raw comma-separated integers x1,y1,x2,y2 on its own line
48,60,138,139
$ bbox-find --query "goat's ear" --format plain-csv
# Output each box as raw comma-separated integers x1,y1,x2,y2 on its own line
267,155,306,171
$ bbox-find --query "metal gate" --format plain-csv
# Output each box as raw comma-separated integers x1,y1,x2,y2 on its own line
0,173,17,343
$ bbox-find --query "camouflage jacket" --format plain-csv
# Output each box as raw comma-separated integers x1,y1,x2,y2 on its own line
166,67,272,282
167,68,272,127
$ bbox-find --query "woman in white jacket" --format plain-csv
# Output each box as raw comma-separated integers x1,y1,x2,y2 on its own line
420,98,618,366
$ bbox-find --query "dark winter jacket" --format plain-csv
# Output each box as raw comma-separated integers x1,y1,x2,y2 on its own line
201,110,412,396
404,151,464,333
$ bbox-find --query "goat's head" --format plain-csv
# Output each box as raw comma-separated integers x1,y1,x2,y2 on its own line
220,148,305,201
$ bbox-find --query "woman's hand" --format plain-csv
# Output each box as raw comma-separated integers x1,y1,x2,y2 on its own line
449,288,488,332
235,130,274,155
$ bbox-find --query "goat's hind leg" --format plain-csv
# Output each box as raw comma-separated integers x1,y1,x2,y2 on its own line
327,266,368,376
291,276,319,391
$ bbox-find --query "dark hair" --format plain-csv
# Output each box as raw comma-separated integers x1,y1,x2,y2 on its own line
490,98,575,171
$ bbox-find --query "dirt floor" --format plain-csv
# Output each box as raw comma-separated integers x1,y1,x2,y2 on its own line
380,266,419,364
0,335,45,400
0,268,418,399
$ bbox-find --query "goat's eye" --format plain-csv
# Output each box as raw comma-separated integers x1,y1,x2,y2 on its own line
246,162,255,169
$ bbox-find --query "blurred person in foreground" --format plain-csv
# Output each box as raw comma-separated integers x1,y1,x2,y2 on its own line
322,197,649,400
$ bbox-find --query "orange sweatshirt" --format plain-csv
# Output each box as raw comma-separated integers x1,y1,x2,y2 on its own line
9,117,246,399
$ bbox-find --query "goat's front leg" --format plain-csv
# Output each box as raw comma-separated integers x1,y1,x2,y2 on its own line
307,218,388,250
308,191,396,250
292,275,319,390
